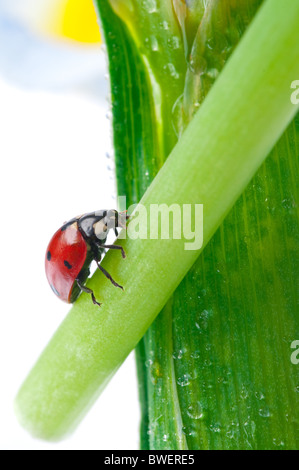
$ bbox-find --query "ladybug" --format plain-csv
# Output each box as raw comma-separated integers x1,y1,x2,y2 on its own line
45,210,128,307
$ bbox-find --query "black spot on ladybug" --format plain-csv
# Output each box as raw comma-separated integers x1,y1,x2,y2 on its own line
61,225,67,232
51,284,60,296
47,251,52,261
64,260,73,270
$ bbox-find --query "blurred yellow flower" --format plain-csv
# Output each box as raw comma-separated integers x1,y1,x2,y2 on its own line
41,0,101,44
12,0,101,44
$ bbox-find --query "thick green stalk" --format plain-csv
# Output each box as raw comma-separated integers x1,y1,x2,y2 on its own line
15,0,299,440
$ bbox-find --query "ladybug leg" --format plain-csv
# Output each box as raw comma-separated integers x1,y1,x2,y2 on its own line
76,279,102,307
95,260,124,290
114,228,119,237
101,244,126,259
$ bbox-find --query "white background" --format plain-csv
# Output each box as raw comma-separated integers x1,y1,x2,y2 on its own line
0,74,140,450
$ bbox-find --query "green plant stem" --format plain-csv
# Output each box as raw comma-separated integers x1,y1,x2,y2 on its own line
16,0,299,440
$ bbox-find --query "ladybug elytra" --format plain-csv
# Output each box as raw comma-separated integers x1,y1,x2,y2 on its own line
45,210,127,307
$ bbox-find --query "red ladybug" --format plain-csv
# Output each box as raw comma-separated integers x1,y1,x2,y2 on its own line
45,210,127,307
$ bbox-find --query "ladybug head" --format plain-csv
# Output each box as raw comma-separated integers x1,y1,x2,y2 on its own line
78,210,119,242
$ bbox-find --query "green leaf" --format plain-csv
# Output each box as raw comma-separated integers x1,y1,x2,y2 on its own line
109,0,186,154
171,116,299,449
106,0,299,449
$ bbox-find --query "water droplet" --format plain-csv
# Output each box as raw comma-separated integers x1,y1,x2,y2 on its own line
163,63,180,79
226,424,237,440
243,419,256,448
150,36,159,52
189,56,207,75
255,391,265,401
259,407,271,418
203,358,212,367
195,309,211,332
273,438,285,447
187,402,204,420
206,38,215,50
282,198,295,210
206,67,219,80
240,386,249,400
209,423,221,433
160,21,169,30
182,426,196,437
177,374,191,387
167,36,181,50
143,0,157,14
190,350,200,359
173,347,187,360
